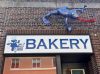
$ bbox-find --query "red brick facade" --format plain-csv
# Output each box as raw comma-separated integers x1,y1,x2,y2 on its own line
3,57,56,74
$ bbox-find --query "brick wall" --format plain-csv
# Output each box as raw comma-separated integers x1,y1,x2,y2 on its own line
0,7,99,74
3,57,56,74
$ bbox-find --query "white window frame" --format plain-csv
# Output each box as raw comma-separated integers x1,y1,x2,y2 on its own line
11,58,20,69
32,58,41,68
71,69,85,74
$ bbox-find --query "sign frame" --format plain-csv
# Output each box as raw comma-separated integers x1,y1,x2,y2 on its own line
4,35,93,54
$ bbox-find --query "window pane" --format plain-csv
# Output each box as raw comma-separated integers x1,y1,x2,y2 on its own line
11,62,15,68
33,63,36,68
37,58,40,63
32,59,36,63
72,70,84,74
37,63,40,67
11,59,16,68
16,62,19,68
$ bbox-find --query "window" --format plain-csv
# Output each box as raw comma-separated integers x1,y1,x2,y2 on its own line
71,69,85,74
32,58,41,68
11,58,19,68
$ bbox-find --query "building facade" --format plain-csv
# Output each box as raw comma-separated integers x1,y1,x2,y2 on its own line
3,57,56,74
0,0,100,74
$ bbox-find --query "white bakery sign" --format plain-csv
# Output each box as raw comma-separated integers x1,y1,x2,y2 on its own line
4,35,93,54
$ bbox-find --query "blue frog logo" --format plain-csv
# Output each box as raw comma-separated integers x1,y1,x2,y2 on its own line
7,39,25,52
42,5,95,32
